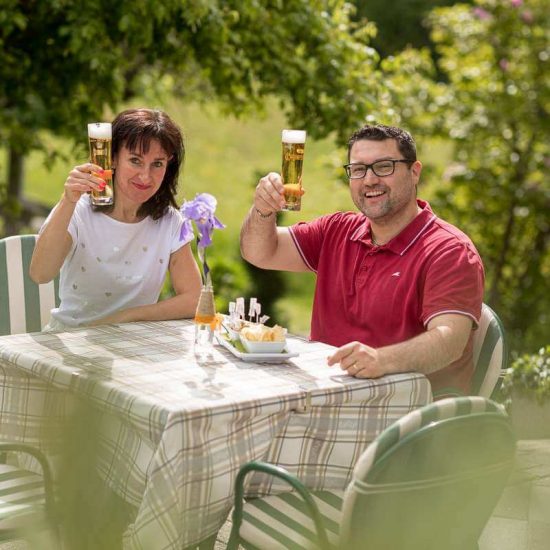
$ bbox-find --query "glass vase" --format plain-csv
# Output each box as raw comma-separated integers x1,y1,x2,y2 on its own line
194,284,217,350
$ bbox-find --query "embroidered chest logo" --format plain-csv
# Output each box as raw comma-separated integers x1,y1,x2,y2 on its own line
391,271,401,277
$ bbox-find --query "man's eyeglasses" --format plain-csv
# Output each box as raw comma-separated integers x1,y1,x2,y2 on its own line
343,159,412,179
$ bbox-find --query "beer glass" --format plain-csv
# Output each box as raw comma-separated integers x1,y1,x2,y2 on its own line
281,129,306,211
88,123,114,206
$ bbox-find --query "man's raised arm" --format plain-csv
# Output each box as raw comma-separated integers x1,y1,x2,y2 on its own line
240,172,309,272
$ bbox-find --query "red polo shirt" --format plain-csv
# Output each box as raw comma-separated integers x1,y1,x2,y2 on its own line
289,200,484,396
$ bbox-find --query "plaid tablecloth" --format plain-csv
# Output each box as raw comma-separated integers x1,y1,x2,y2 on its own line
0,320,432,549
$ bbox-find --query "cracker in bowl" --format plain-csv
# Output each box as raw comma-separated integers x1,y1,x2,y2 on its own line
239,324,287,353
240,324,286,342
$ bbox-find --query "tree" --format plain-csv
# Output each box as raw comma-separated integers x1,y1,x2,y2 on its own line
375,0,549,352
353,0,466,57
0,0,379,234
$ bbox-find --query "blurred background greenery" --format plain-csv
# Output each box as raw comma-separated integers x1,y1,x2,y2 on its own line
1,0,548,354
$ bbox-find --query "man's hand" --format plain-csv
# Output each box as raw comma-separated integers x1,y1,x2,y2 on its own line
254,172,286,216
326,313,474,380
240,171,309,272
327,341,386,378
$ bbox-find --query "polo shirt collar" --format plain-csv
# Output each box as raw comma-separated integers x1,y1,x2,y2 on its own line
350,200,437,256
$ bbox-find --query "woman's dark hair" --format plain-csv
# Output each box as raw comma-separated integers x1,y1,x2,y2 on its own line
347,124,417,163
107,108,184,220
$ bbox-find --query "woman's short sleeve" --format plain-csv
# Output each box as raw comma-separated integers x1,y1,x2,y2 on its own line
169,208,192,254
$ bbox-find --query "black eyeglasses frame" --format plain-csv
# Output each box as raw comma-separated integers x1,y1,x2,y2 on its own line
343,159,413,179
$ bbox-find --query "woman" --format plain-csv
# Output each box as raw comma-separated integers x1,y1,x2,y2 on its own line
30,108,202,329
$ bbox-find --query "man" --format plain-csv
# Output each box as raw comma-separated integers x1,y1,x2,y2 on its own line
240,124,484,398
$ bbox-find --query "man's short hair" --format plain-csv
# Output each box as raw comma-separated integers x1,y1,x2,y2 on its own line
347,124,417,162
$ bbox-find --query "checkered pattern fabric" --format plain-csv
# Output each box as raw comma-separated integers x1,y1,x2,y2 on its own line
0,320,432,549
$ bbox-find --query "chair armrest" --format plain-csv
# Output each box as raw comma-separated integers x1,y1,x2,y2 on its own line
229,461,331,550
0,443,55,516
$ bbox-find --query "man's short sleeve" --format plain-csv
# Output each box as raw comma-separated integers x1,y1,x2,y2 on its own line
421,241,484,327
289,215,334,272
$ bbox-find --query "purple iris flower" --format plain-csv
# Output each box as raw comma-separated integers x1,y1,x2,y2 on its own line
179,193,225,248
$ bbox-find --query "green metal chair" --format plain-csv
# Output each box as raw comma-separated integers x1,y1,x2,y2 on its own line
0,443,58,544
0,234,60,335
432,304,508,400
471,303,508,399
228,396,516,550
0,236,60,543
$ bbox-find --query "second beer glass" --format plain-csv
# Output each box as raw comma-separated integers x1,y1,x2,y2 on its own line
281,129,306,211
88,122,114,206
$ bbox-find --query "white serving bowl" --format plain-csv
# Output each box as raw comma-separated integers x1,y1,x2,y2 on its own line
239,334,286,354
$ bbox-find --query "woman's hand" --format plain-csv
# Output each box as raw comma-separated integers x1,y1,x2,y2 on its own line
64,163,106,203
88,310,132,326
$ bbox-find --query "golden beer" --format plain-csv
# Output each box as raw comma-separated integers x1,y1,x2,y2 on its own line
281,129,306,211
88,123,114,206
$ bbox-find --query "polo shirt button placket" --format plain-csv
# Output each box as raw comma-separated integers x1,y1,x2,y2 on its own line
355,254,374,292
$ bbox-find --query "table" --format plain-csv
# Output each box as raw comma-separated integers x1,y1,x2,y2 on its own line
0,320,432,549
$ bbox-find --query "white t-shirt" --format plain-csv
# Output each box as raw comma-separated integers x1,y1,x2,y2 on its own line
42,195,192,327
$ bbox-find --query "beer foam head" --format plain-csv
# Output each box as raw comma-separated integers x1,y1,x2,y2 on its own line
88,123,112,139
282,129,306,143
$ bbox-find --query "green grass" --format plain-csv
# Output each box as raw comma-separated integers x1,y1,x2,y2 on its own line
11,99,450,337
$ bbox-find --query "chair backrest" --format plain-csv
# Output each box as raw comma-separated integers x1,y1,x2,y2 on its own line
0,235,60,335
340,396,516,550
472,303,508,398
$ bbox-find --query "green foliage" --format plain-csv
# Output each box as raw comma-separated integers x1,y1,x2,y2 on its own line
243,261,290,328
0,0,381,238
375,0,549,353
502,346,550,404
354,0,466,56
210,254,253,313
0,0,380,154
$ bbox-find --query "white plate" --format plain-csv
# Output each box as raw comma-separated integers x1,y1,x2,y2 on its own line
215,334,298,363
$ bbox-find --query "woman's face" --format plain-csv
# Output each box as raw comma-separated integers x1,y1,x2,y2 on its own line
113,139,170,206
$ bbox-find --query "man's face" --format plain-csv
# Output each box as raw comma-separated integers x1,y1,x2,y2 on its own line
348,139,422,224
